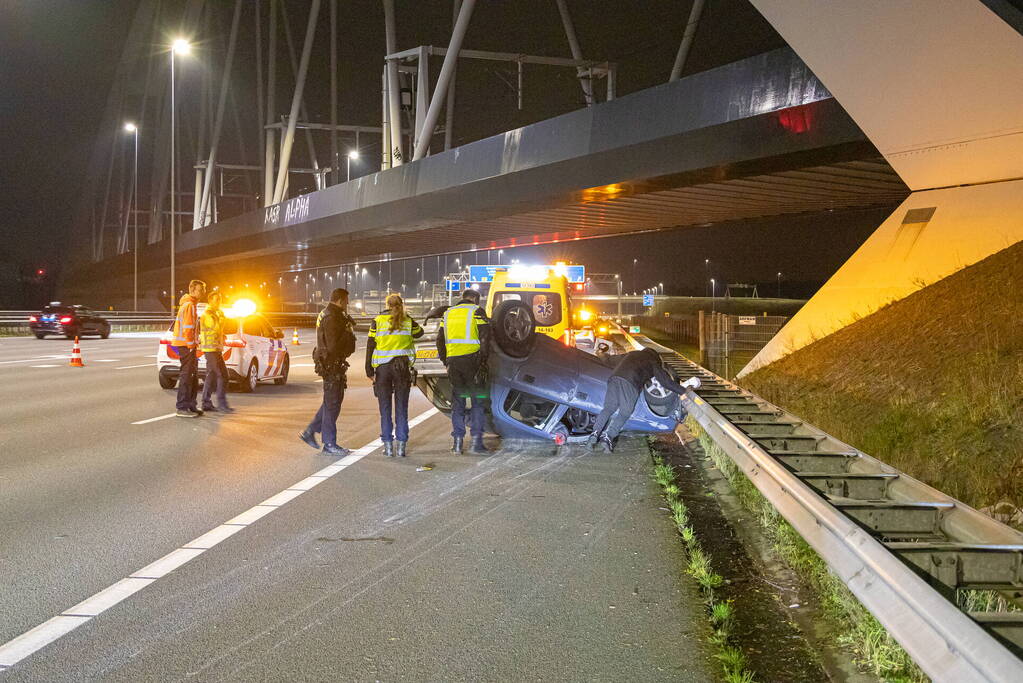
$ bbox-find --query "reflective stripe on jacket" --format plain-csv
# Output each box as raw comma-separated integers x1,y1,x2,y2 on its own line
199,310,224,353
172,295,198,345
442,303,481,358
369,313,415,368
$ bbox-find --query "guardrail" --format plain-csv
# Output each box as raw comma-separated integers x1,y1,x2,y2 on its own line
0,310,374,335
633,335,1023,682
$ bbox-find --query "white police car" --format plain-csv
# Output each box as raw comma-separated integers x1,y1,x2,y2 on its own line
156,299,290,392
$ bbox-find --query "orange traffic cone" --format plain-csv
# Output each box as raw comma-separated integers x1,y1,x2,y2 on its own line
292,328,300,345
69,337,85,367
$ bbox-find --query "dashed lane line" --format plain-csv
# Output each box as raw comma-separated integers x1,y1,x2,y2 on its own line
0,406,439,669
131,413,177,425
116,363,156,370
30,365,60,368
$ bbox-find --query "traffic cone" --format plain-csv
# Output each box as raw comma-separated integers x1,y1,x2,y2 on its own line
292,328,300,345
69,337,85,367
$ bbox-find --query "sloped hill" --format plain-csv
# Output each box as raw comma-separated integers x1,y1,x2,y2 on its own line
743,241,1023,516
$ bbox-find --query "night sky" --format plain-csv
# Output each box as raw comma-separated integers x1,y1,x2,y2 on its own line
1,1,892,307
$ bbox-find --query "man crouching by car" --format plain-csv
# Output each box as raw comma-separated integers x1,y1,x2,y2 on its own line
588,348,697,452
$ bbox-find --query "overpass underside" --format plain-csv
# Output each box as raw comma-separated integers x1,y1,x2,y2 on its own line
75,48,907,286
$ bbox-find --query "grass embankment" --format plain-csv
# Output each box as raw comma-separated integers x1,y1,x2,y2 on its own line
651,454,757,683
686,419,926,682
743,241,1023,517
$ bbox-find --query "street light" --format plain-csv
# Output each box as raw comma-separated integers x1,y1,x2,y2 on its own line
346,149,359,182
169,37,191,308
704,258,710,297
124,122,139,310
777,272,783,298
498,249,504,264
659,282,664,294
710,278,716,313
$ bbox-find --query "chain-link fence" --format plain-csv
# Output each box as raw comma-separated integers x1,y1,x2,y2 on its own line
630,315,700,346
703,312,787,379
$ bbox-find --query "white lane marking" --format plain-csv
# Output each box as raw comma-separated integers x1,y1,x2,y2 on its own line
130,548,205,580
63,578,155,617
0,357,66,366
0,616,89,667
0,406,440,669
116,363,156,370
131,413,177,425
95,359,120,363
30,365,59,368
183,525,245,550
146,355,158,358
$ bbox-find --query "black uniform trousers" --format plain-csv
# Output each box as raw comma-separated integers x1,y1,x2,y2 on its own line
592,376,641,441
447,352,485,438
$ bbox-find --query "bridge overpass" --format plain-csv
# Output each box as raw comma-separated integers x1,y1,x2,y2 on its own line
69,47,907,296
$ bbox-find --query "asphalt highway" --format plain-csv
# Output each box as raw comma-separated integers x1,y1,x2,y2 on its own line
0,331,715,681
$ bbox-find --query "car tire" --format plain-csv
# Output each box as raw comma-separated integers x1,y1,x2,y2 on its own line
34,333,46,340
240,360,258,393
158,370,177,390
100,324,110,339
491,299,536,359
274,356,289,385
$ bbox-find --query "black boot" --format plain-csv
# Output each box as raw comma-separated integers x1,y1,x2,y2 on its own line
383,441,394,457
396,441,407,457
471,436,490,454
451,436,464,454
599,433,615,453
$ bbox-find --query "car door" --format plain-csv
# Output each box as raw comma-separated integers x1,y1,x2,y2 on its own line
76,306,95,333
259,317,286,379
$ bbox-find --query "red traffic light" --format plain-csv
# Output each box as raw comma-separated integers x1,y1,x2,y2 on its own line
36,269,45,276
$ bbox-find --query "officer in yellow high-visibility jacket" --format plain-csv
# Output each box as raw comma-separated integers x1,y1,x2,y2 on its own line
366,293,424,457
436,288,491,454
199,291,232,413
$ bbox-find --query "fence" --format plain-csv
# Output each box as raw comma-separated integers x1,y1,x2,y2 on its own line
0,310,331,337
703,312,788,379
632,311,788,379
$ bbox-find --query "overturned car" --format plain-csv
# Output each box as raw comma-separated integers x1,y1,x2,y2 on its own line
414,300,688,444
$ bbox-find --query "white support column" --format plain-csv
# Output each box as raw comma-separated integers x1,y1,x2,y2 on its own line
554,0,593,105
381,66,391,169
444,0,461,150
413,46,430,148
192,168,203,230
272,0,321,205
412,0,475,161
669,0,705,82
198,0,243,227
329,0,339,186
263,0,277,206
383,0,404,166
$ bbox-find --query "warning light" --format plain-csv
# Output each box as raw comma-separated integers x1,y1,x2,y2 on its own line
577,309,593,322
574,283,584,292
225,298,257,318
36,269,45,276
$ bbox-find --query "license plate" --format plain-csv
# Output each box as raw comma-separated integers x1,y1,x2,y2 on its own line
416,348,438,359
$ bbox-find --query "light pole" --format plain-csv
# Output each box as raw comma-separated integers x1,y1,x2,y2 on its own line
710,278,716,313
659,282,664,295
125,122,139,310
704,258,710,298
498,249,504,265
346,149,359,181
632,258,638,289
169,37,190,309
777,271,782,298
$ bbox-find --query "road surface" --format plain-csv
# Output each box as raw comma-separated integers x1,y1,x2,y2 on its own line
0,331,715,681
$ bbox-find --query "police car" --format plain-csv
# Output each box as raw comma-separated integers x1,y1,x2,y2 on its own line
156,299,290,392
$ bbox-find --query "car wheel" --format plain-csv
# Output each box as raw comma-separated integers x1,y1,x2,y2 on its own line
240,360,258,393
274,356,289,385
644,376,679,418
491,299,536,358
100,324,110,339
158,370,177,390
551,424,569,446
34,333,46,340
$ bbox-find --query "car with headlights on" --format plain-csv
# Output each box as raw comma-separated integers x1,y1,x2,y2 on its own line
29,303,110,339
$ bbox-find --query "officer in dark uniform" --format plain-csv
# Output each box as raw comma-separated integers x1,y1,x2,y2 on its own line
300,288,357,456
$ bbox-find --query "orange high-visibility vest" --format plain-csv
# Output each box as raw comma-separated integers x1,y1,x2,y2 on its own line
172,295,198,346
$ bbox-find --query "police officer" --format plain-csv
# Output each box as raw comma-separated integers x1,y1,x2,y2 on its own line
437,288,491,454
300,288,356,456
172,279,206,417
199,291,232,413
366,293,424,457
